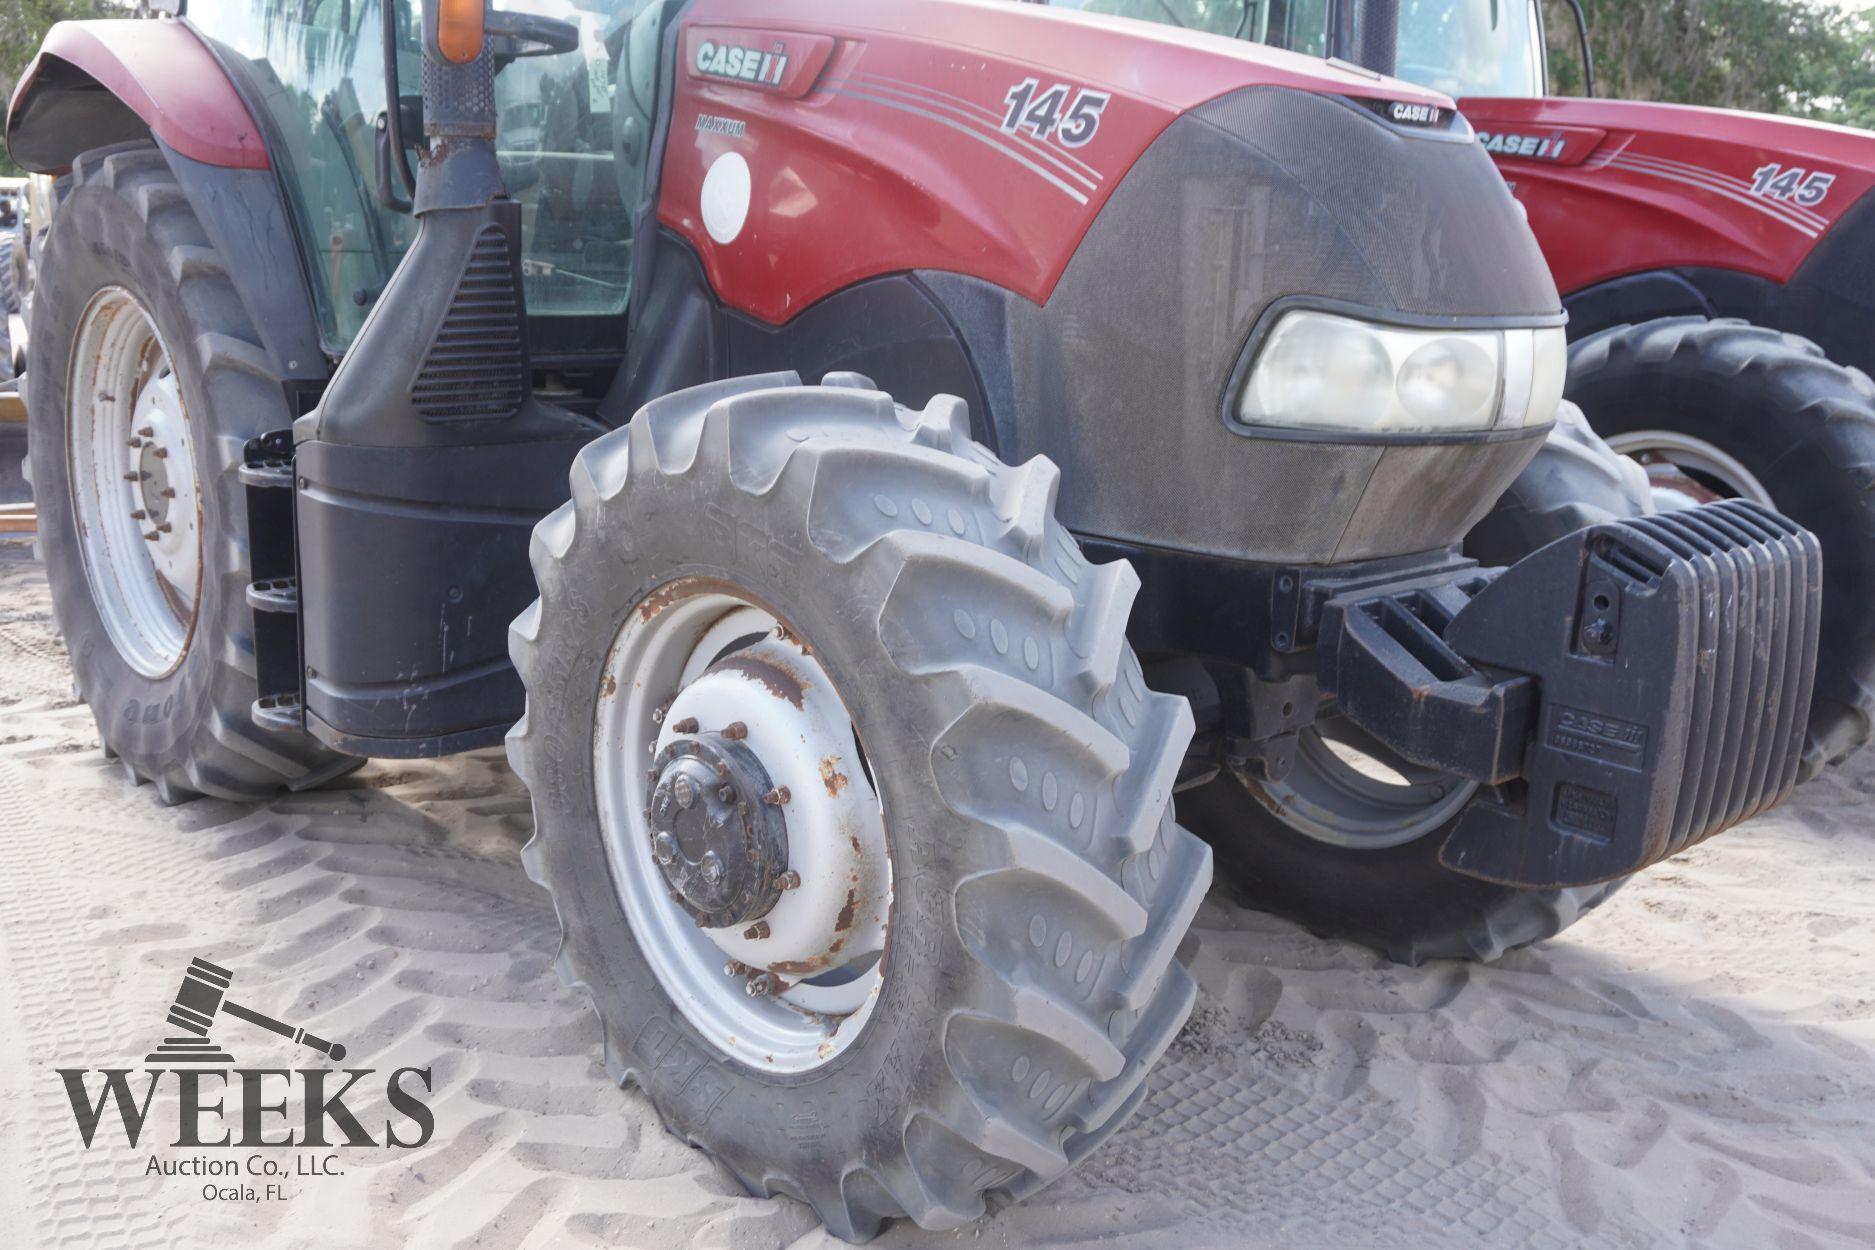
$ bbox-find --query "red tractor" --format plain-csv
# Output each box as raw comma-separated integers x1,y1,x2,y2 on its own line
1112,0,1875,779
3,0,1828,1237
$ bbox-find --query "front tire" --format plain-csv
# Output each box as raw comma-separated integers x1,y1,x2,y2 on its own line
508,375,1210,1240
1188,406,1645,964
1565,317,1875,778
29,142,350,802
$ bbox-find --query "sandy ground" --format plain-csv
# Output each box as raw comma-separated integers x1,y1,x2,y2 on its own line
0,537,1870,1250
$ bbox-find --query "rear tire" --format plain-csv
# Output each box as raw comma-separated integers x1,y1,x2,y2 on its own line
509,374,1210,1240
1564,316,1875,779
29,142,351,802
1188,406,1642,964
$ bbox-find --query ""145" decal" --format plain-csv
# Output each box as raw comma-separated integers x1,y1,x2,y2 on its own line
1751,163,1836,207
1001,78,1110,148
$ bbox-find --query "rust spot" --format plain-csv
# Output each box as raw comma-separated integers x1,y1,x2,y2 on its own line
711,655,804,707
834,887,859,933
600,672,617,697
819,755,850,796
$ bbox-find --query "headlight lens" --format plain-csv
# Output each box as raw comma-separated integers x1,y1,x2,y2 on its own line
1235,310,1566,435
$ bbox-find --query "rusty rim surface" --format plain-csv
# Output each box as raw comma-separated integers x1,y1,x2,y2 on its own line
592,580,891,1072
66,287,201,678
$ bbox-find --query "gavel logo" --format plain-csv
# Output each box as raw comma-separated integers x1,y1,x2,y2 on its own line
145,957,347,1064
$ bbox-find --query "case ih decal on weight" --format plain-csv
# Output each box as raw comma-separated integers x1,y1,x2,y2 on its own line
1,0,1837,1241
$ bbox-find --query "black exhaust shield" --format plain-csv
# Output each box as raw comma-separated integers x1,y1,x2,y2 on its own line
1319,500,1820,888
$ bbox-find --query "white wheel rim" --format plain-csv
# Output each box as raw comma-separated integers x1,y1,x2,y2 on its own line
66,287,202,677
1605,429,1775,508
592,580,892,1073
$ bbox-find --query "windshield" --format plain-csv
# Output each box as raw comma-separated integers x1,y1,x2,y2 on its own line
1047,0,1544,98
1390,0,1544,97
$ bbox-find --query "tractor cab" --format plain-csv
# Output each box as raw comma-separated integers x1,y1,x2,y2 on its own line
182,0,666,375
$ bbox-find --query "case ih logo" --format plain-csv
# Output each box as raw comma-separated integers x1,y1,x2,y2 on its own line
1387,101,1444,126
695,38,788,88
1479,130,1571,161
55,957,435,1170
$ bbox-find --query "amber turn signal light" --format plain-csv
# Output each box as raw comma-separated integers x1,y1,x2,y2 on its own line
437,0,486,65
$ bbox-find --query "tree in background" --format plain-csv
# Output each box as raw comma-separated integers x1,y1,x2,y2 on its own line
1544,0,1875,126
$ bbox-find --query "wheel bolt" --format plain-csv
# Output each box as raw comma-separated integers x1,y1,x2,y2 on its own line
700,851,725,885
763,786,790,806
127,437,143,449
745,972,778,997
743,921,771,941
137,426,154,437
722,721,748,741
142,531,160,543
123,470,149,482
723,960,748,977
651,832,678,865
671,774,697,808
776,870,801,891
671,716,699,734
152,447,169,459
160,487,176,499
130,509,146,521
156,522,172,534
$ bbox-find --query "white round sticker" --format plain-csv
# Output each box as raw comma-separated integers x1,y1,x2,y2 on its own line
700,152,751,245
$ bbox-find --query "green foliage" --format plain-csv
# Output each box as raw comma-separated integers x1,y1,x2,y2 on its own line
1544,0,1875,127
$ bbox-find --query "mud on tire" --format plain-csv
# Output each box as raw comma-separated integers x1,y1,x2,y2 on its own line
28,141,351,802
507,374,1210,1240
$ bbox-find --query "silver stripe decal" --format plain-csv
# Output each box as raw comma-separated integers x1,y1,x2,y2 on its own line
1608,154,1825,233
844,72,1104,186
1605,157,1819,237
827,85,1091,205
1613,152,1828,230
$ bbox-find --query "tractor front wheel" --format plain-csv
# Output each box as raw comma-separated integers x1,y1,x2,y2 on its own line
507,375,1209,1239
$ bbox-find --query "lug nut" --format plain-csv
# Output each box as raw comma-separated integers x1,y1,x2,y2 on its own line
160,487,176,499
152,447,169,459
127,437,143,449
651,704,668,725
130,509,146,521
718,785,735,803
672,716,699,734
137,426,154,437
763,786,790,806
142,531,160,542
723,960,748,977
123,470,149,482
156,522,172,534
671,774,697,809
651,831,678,865
743,921,771,940
776,870,801,891
699,851,725,885
745,972,778,997
722,722,748,741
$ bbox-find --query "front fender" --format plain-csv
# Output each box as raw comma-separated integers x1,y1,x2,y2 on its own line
6,18,267,174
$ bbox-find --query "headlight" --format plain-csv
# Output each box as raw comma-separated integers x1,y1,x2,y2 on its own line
1234,310,1566,435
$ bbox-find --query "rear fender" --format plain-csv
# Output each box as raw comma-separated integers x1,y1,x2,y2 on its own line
5,19,268,174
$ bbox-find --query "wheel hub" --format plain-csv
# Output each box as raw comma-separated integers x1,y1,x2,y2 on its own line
647,731,789,929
